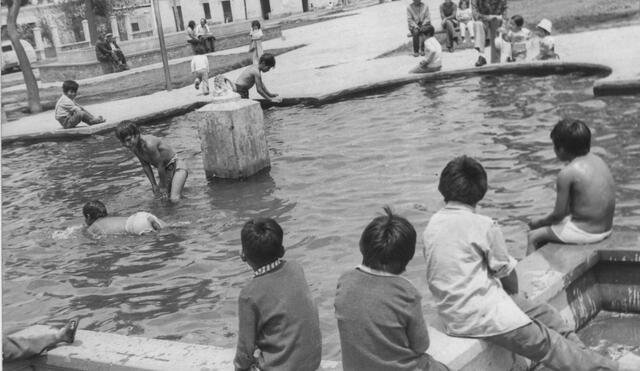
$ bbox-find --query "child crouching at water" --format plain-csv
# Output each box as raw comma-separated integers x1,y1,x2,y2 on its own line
410,25,442,74
234,218,321,371
334,207,449,371
115,121,188,202
83,200,165,236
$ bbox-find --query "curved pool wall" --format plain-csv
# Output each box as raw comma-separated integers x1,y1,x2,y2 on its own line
0,61,611,145
6,233,639,371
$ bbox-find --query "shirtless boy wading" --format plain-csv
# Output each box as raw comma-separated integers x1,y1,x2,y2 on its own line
115,121,188,202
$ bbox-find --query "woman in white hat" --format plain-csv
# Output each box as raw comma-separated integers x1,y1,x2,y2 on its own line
535,19,559,60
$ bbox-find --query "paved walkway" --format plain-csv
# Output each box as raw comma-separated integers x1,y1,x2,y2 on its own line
2,1,639,142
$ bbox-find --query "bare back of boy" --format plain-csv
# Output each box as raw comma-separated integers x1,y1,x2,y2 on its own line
87,217,130,235
528,152,615,253
565,153,615,232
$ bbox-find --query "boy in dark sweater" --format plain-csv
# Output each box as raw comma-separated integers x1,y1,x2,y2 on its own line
334,207,449,371
234,218,321,371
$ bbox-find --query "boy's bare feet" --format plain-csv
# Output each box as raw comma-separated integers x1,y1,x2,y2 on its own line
91,116,106,125
56,318,79,344
618,352,640,371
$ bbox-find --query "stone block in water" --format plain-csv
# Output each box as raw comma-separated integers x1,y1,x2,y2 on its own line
196,98,270,179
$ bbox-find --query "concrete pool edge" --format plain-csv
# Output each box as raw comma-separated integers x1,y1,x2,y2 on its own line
6,232,638,371
1,61,613,146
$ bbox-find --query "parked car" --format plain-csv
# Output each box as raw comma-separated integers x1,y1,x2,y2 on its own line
2,39,37,73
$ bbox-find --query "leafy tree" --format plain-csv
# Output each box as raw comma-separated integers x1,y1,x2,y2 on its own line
5,0,41,113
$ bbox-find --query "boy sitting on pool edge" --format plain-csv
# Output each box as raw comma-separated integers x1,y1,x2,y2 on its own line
527,119,615,254
234,218,321,371
115,121,188,202
83,200,165,236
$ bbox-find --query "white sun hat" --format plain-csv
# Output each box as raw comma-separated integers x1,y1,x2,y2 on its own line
537,19,552,34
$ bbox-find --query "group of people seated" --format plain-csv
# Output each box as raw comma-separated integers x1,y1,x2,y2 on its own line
95,32,129,73
229,119,639,371
408,0,559,73
187,18,217,53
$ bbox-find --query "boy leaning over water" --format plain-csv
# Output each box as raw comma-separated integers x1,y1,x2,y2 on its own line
234,218,321,371
423,155,640,371
55,80,105,129
115,121,188,202
527,119,615,255
334,207,449,371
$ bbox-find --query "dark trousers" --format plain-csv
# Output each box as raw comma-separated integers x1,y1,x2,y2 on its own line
442,19,457,48
411,26,425,53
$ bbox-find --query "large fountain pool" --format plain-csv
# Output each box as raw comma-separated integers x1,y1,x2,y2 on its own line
2,73,639,360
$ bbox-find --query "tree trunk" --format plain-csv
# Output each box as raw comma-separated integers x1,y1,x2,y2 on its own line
85,0,98,44
6,0,42,113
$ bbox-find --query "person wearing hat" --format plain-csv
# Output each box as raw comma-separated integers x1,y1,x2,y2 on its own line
105,33,129,70
535,19,559,60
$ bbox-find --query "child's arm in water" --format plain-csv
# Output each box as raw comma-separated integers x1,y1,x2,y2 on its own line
253,70,278,101
148,215,166,231
528,168,572,229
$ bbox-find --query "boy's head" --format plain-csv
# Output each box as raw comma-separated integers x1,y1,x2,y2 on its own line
188,20,196,29
195,44,207,55
550,119,591,159
438,155,487,206
510,15,524,30
83,200,108,226
458,0,469,9
241,218,285,268
62,80,79,99
258,53,276,72
359,206,416,275
420,24,435,38
115,120,141,149
251,20,261,30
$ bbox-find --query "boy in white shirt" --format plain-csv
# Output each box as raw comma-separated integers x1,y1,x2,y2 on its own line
423,155,640,371
535,18,559,60
191,46,210,95
54,80,105,128
410,25,442,74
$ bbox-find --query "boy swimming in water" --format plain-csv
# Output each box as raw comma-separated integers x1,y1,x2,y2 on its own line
115,121,188,202
527,119,615,254
233,53,280,101
83,200,165,236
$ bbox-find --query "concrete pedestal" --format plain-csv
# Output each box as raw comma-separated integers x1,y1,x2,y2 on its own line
196,97,270,179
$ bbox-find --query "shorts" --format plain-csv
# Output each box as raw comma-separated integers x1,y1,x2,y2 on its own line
234,84,250,99
125,212,162,235
164,154,188,191
551,216,612,244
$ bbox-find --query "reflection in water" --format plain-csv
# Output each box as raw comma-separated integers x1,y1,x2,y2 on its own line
2,73,639,360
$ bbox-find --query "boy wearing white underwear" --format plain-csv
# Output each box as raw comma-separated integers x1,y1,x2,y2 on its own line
83,200,165,236
527,119,615,254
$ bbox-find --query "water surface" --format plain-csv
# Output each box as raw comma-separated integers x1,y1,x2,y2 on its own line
3,73,639,359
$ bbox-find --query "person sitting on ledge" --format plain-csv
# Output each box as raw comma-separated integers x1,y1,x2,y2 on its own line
105,33,129,70
95,33,128,72
3,319,79,362
186,20,202,53
83,200,166,237
232,53,280,102
54,80,105,129
410,25,442,74
527,119,615,254
196,18,216,52
423,155,640,371
234,218,322,371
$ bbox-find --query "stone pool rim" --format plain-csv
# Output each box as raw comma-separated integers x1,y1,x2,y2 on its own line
1,61,612,146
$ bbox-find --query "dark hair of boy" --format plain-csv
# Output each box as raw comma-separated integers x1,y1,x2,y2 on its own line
458,0,469,7
83,200,108,225
62,80,79,94
550,119,591,156
420,24,435,38
241,218,285,267
114,120,140,142
196,44,207,55
251,20,261,29
188,20,196,29
511,15,524,27
359,206,416,275
259,53,276,68
438,155,488,206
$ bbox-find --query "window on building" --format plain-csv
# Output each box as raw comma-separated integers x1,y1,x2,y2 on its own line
203,3,212,19
131,23,140,32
